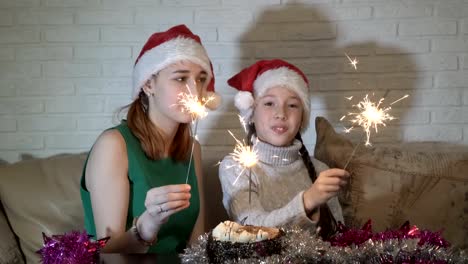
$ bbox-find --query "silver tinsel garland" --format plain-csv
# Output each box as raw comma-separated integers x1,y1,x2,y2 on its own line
180,226,467,264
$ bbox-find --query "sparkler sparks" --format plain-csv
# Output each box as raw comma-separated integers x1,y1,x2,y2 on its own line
224,129,259,204
345,53,358,70
238,114,248,133
178,84,215,184
340,52,409,170
227,130,258,185
342,94,408,146
178,85,215,120
340,93,409,170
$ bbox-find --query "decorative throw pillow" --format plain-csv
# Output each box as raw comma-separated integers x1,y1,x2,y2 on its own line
313,116,468,249
0,204,24,264
0,153,87,264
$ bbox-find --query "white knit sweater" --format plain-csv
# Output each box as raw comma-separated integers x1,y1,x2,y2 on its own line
218,138,343,231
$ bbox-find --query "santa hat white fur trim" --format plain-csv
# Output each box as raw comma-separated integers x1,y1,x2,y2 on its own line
234,91,254,123
252,67,311,131
234,91,254,111
132,36,212,99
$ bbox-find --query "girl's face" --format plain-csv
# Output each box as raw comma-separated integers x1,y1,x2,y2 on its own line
144,60,210,126
252,86,303,147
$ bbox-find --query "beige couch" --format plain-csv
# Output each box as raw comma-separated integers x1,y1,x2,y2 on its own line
0,153,228,264
0,117,466,263
0,153,88,264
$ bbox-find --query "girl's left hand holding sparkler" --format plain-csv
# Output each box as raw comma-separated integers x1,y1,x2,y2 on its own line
303,168,350,217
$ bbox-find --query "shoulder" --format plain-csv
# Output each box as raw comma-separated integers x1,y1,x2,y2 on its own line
218,155,239,176
217,155,246,189
219,155,237,168
218,155,250,183
87,129,127,168
94,129,126,153
85,129,128,189
310,157,330,173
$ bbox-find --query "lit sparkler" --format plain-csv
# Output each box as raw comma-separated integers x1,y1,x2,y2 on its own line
178,85,215,120
226,130,258,203
340,53,409,170
178,83,215,184
341,93,409,169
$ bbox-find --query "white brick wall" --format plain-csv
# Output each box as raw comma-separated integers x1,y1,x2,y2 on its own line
1,0,468,163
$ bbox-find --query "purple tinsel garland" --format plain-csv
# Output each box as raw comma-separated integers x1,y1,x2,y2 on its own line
37,231,108,264
330,220,450,248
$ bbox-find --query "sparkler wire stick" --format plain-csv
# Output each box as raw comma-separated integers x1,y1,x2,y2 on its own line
185,120,199,184
248,168,252,204
342,133,365,171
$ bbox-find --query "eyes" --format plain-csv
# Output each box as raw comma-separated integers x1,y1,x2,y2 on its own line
262,100,300,109
174,75,208,85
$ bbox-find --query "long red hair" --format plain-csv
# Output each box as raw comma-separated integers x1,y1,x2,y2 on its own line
123,91,191,161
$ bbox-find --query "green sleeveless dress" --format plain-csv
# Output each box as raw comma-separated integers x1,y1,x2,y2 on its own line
80,121,200,254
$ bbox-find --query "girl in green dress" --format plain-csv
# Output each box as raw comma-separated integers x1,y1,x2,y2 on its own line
81,24,220,254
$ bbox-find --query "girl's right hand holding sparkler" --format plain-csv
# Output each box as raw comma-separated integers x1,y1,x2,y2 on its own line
136,184,192,243
302,169,349,215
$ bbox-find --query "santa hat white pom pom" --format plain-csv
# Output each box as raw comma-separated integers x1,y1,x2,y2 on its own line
234,91,254,111
205,91,221,110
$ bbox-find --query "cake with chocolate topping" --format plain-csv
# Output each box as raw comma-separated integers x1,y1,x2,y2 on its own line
207,221,283,263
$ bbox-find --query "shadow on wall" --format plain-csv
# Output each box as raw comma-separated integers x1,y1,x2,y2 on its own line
237,3,417,145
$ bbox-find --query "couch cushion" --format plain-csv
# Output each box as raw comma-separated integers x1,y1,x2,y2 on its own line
313,116,468,249
0,204,24,264
0,153,87,264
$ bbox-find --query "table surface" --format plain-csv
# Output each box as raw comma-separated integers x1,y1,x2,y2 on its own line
99,253,181,264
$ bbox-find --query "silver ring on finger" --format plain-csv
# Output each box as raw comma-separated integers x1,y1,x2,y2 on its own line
158,205,164,213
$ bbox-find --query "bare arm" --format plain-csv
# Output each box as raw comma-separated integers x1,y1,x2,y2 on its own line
86,129,192,252
189,140,206,244
85,129,148,253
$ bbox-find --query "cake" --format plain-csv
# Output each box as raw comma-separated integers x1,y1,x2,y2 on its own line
206,221,283,263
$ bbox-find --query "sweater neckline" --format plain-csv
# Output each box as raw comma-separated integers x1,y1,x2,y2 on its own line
254,138,302,166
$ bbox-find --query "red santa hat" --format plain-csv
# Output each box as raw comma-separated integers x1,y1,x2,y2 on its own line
228,59,311,131
132,24,220,110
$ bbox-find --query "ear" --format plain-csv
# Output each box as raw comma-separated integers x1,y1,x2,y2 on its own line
141,78,154,96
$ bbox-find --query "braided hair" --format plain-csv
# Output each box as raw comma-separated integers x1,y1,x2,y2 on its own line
295,133,338,240
246,123,337,239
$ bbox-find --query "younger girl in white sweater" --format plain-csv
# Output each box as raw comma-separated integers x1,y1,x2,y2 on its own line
218,59,349,239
